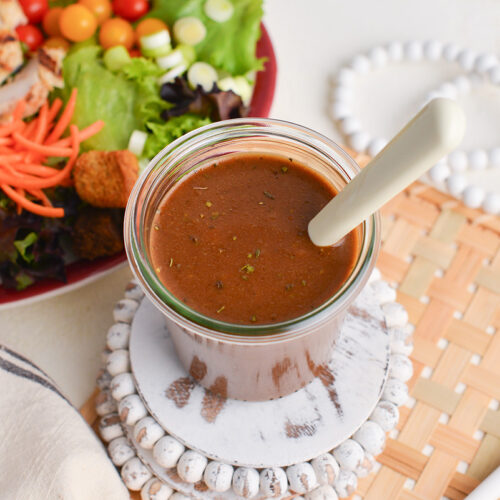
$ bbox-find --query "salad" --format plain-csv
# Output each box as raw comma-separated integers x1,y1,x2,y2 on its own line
0,0,265,291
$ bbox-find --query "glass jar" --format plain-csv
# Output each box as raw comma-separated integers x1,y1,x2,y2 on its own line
125,118,380,401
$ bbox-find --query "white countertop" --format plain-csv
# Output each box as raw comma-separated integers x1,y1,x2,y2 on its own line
2,0,500,408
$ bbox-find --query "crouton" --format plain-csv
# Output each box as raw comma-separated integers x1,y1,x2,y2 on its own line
73,150,139,208
73,208,124,260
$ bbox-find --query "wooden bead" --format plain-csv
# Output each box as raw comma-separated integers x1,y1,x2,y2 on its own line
134,417,165,450
383,378,409,406
108,436,135,466
390,327,414,357
369,280,396,304
118,394,147,426
95,390,116,416
107,323,131,351
350,54,370,73
382,302,408,328
356,453,376,478
153,436,185,468
367,46,388,68
333,469,357,498
370,400,399,432
353,421,386,456
204,461,234,492
125,280,145,301
99,413,124,442
463,185,485,208
169,494,190,500
336,68,355,85
113,299,140,323
311,453,339,486
106,349,130,376
111,372,136,401
404,40,423,61
305,484,339,500
259,467,288,497
333,439,364,471
177,450,208,483
96,369,112,390
141,478,173,500
367,137,387,157
232,467,260,498
386,41,403,61
389,354,413,382
286,463,318,494
423,40,443,60
121,457,152,491
483,192,500,214
348,131,371,153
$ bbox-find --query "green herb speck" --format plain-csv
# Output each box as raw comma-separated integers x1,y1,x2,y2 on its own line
240,264,255,274
215,280,223,289
263,191,275,200
205,201,212,207
255,249,261,258
251,315,257,322
232,235,237,241
281,166,288,173
302,280,307,286
285,283,294,291
217,305,225,314
169,258,173,267
154,225,159,230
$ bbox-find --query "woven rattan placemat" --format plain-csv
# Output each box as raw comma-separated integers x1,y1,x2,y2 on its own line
81,150,500,500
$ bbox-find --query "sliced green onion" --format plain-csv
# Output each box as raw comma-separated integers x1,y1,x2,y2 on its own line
156,49,184,70
128,130,148,157
204,0,234,22
103,45,131,72
140,30,171,50
218,76,253,105
187,62,218,91
158,64,188,85
173,17,206,46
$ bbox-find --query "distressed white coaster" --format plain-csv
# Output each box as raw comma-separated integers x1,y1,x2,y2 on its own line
98,271,413,499
130,294,390,468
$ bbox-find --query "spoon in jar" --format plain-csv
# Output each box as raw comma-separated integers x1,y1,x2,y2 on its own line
308,98,466,246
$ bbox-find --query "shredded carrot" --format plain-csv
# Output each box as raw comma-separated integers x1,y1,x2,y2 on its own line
1,184,64,217
0,89,105,218
15,187,24,214
33,104,49,144
26,188,52,207
14,163,62,178
47,98,63,123
12,133,73,157
45,88,77,144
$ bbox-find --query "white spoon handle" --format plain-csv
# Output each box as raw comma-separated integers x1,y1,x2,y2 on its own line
308,98,466,246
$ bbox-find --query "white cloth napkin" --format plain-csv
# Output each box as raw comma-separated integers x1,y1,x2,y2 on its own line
0,344,129,500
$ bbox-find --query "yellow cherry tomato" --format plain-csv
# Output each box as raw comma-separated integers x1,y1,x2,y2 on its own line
135,18,167,42
44,36,70,51
59,4,97,42
78,0,112,25
99,17,134,50
42,7,63,37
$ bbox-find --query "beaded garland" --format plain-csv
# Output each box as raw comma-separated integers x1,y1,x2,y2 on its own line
96,275,412,499
330,40,500,215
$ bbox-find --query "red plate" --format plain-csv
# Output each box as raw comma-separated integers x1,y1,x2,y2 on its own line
0,24,277,308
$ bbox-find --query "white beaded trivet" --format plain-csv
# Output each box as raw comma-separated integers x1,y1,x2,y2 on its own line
330,40,500,214
97,271,412,499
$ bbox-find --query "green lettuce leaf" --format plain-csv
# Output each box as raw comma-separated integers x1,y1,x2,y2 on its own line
143,114,211,159
13,232,38,263
61,46,140,151
148,0,264,75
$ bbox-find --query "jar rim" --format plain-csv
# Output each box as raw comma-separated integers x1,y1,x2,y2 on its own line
124,118,380,342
